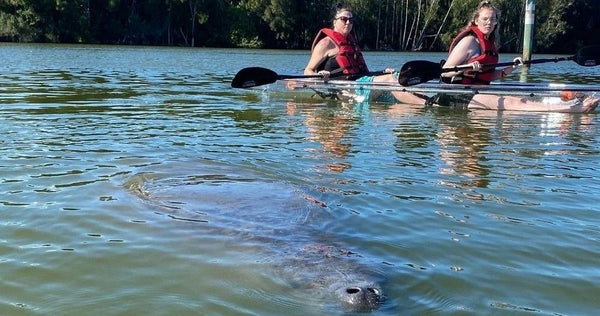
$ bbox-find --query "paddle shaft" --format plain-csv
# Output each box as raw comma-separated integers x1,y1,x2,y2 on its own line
398,54,586,86
277,74,324,80
279,70,385,80
443,56,573,73
231,65,387,88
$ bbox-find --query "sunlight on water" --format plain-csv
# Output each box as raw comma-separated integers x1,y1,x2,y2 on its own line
1,43,600,315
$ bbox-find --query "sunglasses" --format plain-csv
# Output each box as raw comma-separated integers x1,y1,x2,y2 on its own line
479,16,498,24
335,16,354,24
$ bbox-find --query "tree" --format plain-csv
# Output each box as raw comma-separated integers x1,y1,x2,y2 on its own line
0,0,598,52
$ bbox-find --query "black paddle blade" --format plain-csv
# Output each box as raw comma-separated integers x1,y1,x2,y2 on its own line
231,67,278,88
397,60,443,86
574,45,600,66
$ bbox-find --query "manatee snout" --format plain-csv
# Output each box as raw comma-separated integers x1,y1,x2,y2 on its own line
336,283,383,312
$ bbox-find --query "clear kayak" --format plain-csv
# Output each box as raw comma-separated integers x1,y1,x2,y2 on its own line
283,79,600,113
284,78,599,97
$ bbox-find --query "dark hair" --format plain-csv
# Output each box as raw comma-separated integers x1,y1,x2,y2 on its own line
333,2,352,19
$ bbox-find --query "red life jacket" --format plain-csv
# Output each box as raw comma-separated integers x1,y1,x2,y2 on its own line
311,28,369,78
448,26,498,85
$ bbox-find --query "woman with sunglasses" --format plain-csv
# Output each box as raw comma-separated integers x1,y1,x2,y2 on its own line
439,1,598,112
304,4,367,80
304,3,426,104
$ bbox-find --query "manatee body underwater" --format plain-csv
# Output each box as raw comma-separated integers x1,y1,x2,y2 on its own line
124,160,386,313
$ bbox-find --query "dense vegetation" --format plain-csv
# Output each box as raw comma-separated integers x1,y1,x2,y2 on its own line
0,0,598,53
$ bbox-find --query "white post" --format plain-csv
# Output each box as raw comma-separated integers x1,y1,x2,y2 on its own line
522,0,535,69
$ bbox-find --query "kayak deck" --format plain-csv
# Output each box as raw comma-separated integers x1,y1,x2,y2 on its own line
284,78,600,97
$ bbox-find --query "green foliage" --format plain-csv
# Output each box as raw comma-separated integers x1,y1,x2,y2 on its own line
0,0,41,42
228,3,264,48
264,0,295,43
0,0,598,53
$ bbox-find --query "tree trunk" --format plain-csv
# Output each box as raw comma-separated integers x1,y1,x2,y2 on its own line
188,0,197,47
429,0,454,50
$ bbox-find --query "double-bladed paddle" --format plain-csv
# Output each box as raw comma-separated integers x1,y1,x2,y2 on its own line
397,45,600,86
232,67,321,88
231,67,385,88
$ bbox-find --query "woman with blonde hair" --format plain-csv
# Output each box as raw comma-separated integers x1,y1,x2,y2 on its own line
441,1,598,113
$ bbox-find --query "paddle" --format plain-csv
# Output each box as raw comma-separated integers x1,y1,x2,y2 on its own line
397,45,600,86
231,67,385,88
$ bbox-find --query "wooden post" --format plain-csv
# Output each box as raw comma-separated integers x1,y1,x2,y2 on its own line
522,0,535,69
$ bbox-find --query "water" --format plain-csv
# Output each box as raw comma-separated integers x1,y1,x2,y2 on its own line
1,43,600,315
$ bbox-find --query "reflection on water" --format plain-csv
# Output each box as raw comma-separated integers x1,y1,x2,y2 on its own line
437,115,491,189
286,101,359,172
2,44,600,315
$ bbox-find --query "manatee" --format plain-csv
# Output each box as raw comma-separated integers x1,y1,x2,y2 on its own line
124,161,385,312
283,244,384,313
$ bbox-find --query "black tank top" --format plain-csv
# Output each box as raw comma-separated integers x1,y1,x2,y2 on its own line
317,56,340,72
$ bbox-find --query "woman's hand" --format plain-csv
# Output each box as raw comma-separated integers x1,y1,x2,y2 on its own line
462,61,481,77
512,57,523,68
500,57,524,79
318,70,331,82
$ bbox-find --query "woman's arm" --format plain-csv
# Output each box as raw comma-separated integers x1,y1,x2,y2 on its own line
441,36,480,78
304,38,335,75
492,57,522,80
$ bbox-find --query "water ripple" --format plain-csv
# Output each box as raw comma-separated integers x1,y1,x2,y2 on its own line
2,44,600,315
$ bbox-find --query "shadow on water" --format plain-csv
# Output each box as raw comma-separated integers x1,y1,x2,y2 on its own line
123,159,391,314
